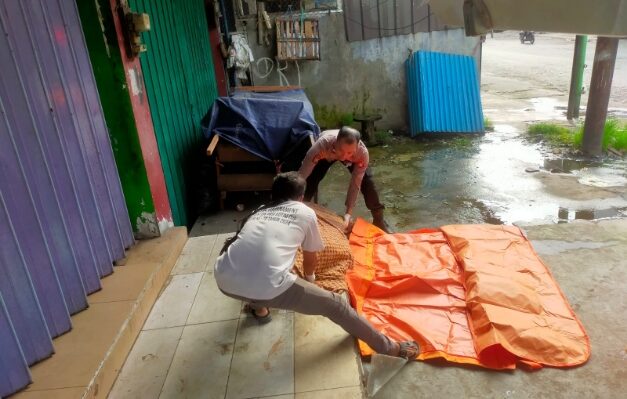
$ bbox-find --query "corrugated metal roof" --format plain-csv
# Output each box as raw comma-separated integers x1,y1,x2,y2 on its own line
406,51,484,134
0,0,133,395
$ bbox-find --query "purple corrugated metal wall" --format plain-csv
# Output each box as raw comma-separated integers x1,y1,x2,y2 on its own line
0,0,134,396
0,291,32,398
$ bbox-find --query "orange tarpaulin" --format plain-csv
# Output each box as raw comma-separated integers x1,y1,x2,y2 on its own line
346,219,590,369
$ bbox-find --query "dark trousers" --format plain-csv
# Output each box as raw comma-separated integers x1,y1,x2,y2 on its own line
303,160,384,212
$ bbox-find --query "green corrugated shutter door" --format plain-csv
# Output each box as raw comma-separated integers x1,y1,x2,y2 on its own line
130,0,219,226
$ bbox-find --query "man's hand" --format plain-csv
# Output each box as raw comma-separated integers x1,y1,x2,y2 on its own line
343,213,353,234
303,251,317,279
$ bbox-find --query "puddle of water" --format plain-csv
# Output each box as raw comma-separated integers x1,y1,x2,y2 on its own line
542,158,600,173
483,200,559,225
530,97,561,115
493,124,519,135
541,156,627,187
557,207,627,222
317,130,626,231
476,126,544,198
488,200,627,225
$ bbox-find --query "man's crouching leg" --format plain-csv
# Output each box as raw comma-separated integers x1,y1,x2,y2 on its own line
263,279,397,355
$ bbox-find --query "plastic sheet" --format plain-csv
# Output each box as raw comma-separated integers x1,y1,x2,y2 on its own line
347,219,590,369
201,89,320,162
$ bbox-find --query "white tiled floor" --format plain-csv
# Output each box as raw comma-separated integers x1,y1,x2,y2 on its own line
142,273,204,330
109,327,184,399
109,234,364,399
294,313,361,393
160,321,238,399
226,313,295,399
186,272,241,325
171,235,218,275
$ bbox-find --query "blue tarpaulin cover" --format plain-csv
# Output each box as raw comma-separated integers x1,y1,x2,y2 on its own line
201,89,320,162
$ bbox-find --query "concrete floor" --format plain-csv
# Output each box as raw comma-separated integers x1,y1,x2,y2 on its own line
108,231,364,399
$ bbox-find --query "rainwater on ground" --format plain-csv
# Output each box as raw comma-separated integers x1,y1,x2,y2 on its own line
316,124,627,231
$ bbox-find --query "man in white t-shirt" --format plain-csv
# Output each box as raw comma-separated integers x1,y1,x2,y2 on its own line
214,172,418,359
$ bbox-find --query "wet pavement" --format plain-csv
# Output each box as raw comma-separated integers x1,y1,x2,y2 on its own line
480,32,627,111
316,124,626,231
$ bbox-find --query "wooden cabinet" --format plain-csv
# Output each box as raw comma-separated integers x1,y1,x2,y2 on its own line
207,135,276,209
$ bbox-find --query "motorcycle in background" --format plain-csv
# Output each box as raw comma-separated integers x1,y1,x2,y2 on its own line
520,31,535,44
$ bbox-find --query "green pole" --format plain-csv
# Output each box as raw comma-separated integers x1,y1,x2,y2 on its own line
567,35,588,119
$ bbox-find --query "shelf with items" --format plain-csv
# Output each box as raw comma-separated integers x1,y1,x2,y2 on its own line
276,17,320,61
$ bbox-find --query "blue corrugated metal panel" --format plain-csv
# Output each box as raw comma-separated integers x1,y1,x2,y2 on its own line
406,51,484,135
0,0,134,395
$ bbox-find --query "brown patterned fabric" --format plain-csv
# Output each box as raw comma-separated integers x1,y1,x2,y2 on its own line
293,203,352,292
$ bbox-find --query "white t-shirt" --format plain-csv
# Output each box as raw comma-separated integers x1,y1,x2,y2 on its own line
214,201,324,300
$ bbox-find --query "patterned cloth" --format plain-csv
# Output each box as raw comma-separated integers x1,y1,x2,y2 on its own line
293,203,352,292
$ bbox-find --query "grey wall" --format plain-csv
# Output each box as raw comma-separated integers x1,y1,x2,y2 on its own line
237,12,481,131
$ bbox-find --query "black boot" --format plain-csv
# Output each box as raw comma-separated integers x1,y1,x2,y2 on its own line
372,209,394,234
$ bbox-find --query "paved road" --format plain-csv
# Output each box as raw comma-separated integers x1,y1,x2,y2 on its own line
482,32,627,112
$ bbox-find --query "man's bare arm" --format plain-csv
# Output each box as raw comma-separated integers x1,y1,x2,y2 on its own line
303,250,317,282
